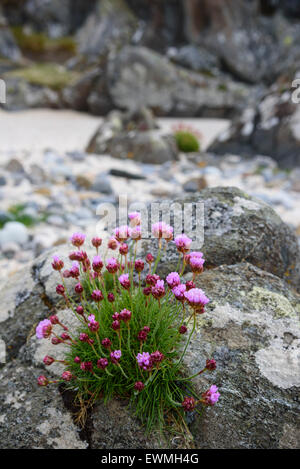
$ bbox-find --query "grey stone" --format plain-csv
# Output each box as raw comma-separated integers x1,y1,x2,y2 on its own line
107,46,249,117
91,173,113,195
184,263,300,449
0,221,29,247
0,360,87,449
168,44,220,73
139,187,300,291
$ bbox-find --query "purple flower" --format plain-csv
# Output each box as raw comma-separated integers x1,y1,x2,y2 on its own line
51,255,64,271
152,221,173,241
91,289,103,302
151,279,165,299
128,212,141,226
69,261,80,278
202,385,220,406
102,338,112,349
36,319,52,339
107,238,118,250
119,309,132,322
106,257,119,274
119,243,129,255
97,358,108,370
136,352,153,371
80,361,93,372
135,259,144,272
184,288,209,313
92,256,103,272
174,234,192,253
75,282,83,294
92,237,102,248
119,273,131,290
70,232,86,247
172,284,186,302
62,371,73,382
182,396,196,412
190,256,205,273
134,381,145,392
206,359,217,371
131,225,142,241
43,355,55,366
110,350,121,364
88,314,100,332
114,225,132,242
151,350,164,363
166,272,181,288
37,375,49,387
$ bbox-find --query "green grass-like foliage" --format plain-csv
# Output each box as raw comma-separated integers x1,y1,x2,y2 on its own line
175,131,200,153
65,270,196,433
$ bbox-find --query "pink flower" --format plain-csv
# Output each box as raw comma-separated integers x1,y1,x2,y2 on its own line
172,283,186,302
43,355,55,366
184,288,209,313
80,361,93,372
152,221,173,241
36,319,52,339
119,273,131,290
128,212,141,226
190,256,205,273
91,289,103,302
166,272,181,288
146,253,154,264
75,282,83,294
97,358,108,369
202,385,220,406
174,234,192,253
62,371,73,382
92,256,103,272
179,325,187,334
135,259,144,272
37,375,49,387
88,314,100,332
51,255,64,271
185,251,203,264
106,257,119,274
92,237,102,248
119,309,132,322
102,338,112,349
69,261,80,278
107,238,118,250
110,350,121,364
56,284,65,296
136,352,152,370
150,350,164,363
151,279,165,299
70,232,86,247
114,225,132,242
146,274,160,286
182,396,196,412
107,292,115,302
119,243,129,255
131,225,142,241
206,359,217,371
134,381,145,392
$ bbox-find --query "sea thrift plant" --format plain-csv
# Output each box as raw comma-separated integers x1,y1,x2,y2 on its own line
36,218,220,434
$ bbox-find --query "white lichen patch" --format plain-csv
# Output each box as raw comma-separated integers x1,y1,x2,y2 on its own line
203,300,300,389
247,287,296,318
255,345,300,389
0,415,6,424
4,391,32,411
232,196,262,216
37,406,88,449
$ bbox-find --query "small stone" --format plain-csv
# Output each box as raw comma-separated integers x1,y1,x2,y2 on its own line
1,242,19,259
5,159,24,173
0,222,29,247
91,174,113,194
76,174,92,189
0,176,7,186
183,176,207,193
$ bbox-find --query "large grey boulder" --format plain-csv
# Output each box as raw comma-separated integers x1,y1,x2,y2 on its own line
139,187,300,291
87,108,179,164
186,263,300,449
1,187,299,448
209,88,300,168
107,46,250,117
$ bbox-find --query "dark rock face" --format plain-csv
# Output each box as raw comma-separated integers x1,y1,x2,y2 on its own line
209,88,300,168
186,263,300,449
107,46,249,117
0,6,21,62
139,187,300,291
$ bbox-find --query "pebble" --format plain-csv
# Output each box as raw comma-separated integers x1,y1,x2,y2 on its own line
0,222,29,246
91,174,114,194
